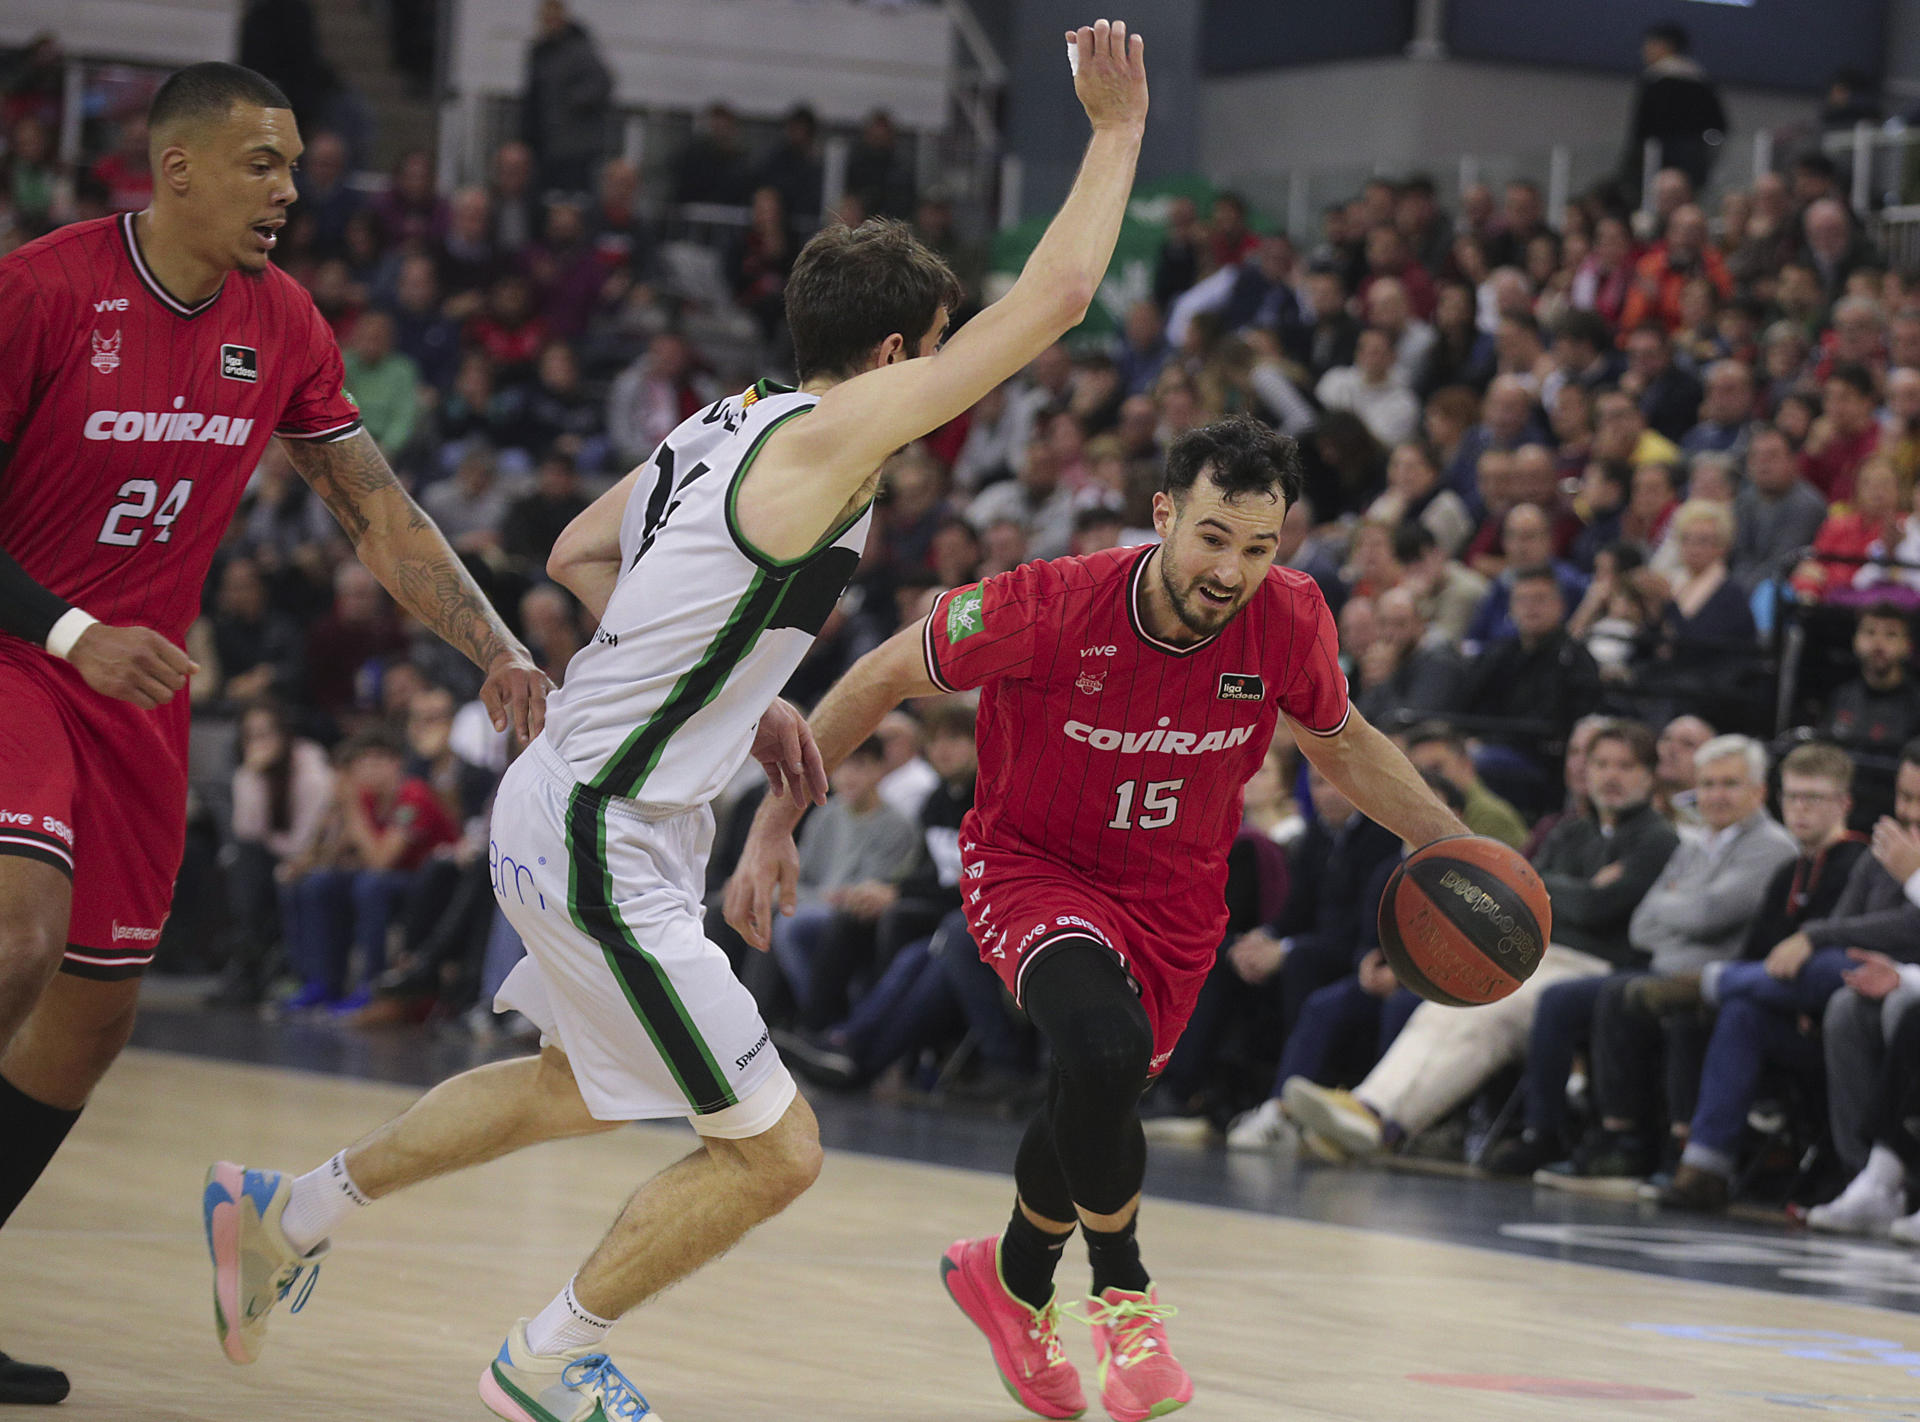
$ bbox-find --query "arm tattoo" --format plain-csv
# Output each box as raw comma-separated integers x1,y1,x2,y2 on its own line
283,429,407,546
284,431,513,671
390,547,511,669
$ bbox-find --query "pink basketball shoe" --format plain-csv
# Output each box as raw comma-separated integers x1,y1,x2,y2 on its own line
940,1236,1086,1419
1085,1287,1192,1421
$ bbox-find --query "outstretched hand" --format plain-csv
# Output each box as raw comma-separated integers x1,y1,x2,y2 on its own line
1067,19,1148,133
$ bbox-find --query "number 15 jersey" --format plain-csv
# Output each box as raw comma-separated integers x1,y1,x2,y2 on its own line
922,544,1349,913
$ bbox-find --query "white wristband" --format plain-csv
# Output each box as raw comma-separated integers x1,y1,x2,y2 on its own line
45,608,99,661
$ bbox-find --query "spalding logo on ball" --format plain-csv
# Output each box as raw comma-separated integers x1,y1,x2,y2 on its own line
1378,835,1551,1006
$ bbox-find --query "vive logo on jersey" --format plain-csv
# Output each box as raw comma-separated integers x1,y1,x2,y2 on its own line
1217,672,1265,702
93,298,129,312
1076,644,1114,696
0,811,74,846
90,329,121,373
220,344,259,383
947,586,984,643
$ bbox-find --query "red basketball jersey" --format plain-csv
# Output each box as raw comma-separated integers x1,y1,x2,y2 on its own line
923,544,1349,912
0,213,361,645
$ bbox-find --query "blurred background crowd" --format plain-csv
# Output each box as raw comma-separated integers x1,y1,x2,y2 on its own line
7,4,1920,1230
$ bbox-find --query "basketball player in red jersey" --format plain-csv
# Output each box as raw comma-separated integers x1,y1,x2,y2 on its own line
727,416,1468,1421
0,63,545,1402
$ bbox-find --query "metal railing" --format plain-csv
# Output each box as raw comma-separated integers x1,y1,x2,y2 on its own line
434,0,1006,237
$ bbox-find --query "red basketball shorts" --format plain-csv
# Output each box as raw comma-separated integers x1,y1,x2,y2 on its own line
0,646,188,978
959,840,1222,1073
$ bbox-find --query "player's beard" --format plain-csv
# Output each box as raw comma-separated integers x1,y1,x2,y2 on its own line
1158,552,1242,638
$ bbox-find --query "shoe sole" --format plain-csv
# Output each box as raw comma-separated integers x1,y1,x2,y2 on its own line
1140,1118,1213,1146
1280,1082,1379,1158
1224,1130,1285,1152
0,1368,69,1406
1297,1129,1348,1164
1532,1170,1646,1200
204,1162,255,1365
940,1252,1086,1421
478,1362,544,1422
1106,1395,1193,1422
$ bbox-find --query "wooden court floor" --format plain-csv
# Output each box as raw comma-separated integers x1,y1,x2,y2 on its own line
5,1048,1920,1421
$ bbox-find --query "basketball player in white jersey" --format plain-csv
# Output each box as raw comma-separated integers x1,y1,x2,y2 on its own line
202,20,1147,1421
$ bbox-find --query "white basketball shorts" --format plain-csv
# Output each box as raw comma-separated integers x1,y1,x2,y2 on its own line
488,738,795,1138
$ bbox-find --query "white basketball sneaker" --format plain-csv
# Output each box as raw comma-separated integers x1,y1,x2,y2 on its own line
480,1320,661,1421
202,1162,328,1365
1807,1172,1905,1236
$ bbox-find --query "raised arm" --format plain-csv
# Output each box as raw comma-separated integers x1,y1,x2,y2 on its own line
742,20,1148,559
723,622,942,947
283,428,549,737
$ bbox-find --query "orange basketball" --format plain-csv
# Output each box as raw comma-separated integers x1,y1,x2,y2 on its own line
1377,836,1551,1006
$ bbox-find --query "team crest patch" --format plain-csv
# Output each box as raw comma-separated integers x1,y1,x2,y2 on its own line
90,329,121,374
947,586,984,643
1217,672,1265,702
1075,666,1106,696
220,344,259,382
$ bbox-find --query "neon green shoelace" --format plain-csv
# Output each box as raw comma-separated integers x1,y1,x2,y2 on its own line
1025,1299,1069,1370
1072,1296,1178,1369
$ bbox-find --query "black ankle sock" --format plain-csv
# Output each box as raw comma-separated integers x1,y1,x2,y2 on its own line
1000,1208,1073,1311
0,1074,82,1228
1085,1213,1150,1297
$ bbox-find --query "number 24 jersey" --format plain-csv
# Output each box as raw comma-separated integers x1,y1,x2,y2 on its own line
0,213,361,647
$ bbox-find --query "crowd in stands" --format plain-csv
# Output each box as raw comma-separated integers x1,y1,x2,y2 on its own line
10,19,1920,1230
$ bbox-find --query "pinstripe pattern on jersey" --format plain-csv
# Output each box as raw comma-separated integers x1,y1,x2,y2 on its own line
928,546,1347,907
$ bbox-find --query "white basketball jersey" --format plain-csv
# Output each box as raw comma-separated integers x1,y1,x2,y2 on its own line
540,381,872,812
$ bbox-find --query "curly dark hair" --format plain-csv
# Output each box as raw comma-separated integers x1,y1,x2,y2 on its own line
1162,415,1304,508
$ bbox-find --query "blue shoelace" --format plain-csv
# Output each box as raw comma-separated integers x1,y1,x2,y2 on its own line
277,1262,321,1314
561,1355,651,1420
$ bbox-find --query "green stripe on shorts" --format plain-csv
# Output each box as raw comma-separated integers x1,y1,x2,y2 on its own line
563,785,737,1113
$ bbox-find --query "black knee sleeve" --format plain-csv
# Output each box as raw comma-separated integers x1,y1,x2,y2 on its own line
1018,941,1153,1217
1023,942,1154,1098
1013,1078,1077,1225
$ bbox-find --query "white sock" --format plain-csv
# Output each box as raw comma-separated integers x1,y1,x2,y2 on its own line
525,1278,615,1357
280,1151,371,1255
1862,1144,1906,1195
